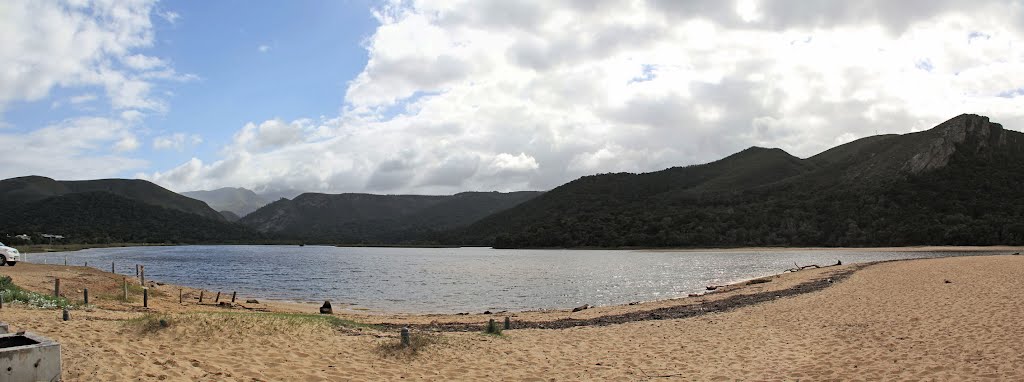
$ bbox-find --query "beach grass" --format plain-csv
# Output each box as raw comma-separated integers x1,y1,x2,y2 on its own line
124,311,378,337
375,330,444,358
0,275,74,309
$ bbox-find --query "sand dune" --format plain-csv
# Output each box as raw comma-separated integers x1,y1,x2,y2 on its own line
2,255,1022,380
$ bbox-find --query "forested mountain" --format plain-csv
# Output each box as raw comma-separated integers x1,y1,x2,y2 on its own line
0,176,225,221
0,192,263,244
239,191,541,243
451,114,1024,248
182,187,271,217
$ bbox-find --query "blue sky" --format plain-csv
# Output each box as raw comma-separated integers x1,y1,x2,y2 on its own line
4,0,377,171
1,0,1022,194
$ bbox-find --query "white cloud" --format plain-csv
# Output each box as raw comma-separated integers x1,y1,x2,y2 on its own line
0,0,193,115
258,45,270,53
153,132,203,151
146,0,1024,194
0,117,148,179
70,93,98,104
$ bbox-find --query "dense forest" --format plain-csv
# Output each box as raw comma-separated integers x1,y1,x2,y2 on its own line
0,192,264,244
449,114,1024,248
239,191,542,244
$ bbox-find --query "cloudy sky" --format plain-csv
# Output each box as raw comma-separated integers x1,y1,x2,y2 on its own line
2,0,1023,194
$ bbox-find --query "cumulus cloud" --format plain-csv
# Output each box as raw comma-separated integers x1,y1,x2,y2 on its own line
153,133,202,151
0,0,193,114
147,0,1024,194
0,117,147,179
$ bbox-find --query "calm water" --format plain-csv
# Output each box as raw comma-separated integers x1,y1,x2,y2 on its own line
21,246,1001,313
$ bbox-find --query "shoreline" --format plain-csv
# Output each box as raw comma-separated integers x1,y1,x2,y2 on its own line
17,245,1021,317
2,253,1022,380
16,243,1024,254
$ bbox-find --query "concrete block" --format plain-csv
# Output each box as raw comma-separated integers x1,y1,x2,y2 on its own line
0,332,61,382
0,323,8,334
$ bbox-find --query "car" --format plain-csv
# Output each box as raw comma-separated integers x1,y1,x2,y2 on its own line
0,242,21,266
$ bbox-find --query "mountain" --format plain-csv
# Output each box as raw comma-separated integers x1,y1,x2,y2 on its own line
182,187,271,217
453,114,1024,248
0,176,225,221
0,192,262,244
240,191,542,244
219,210,241,222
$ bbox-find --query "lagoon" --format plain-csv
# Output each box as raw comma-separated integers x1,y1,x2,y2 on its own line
22,245,1000,313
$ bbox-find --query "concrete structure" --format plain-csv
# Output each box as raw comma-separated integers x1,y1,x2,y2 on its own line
0,332,61,382
0,323,7,334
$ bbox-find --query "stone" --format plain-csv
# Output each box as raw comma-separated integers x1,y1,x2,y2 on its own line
319,301,333,314
706,285,719,291
246,299,259,304
483,310,492,315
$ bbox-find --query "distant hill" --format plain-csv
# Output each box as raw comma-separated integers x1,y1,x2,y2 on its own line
452,114,1024,248
0,176,225,221
219,210,241,222
0,192,262,244
182,187,271,217
240,191,542,243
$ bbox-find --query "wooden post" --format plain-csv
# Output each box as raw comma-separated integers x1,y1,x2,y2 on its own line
136,264,139,277
143,288,149,308
64,256,67,266
54,278,61,297
231,291,236,303
488,318,497,334
62,307,69,321
84,261,88,267
111,261,115,274
123,278,128,301
83,288,89,305
504,316,511,330
199,291,204,303
179,289,183,304
140,265,145,286
401,327,411,347
214,292,221,303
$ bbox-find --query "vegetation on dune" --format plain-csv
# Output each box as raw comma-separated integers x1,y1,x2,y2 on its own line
0,275,74,309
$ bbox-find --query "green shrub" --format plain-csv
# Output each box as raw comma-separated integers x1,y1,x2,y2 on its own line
0,276,74,309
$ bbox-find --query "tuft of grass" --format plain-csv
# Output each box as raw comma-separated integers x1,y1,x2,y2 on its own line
0,276,74,309
483,319,503,336
376,331,443,358
125,313,174,333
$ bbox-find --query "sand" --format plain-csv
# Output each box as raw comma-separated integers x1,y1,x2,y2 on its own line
2,254,1023,380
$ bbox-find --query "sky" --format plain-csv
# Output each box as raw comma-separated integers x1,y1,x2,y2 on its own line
2,0,1023,195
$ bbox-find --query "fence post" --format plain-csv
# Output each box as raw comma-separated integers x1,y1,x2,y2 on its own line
54,278,61,297
83,288,89,305
140,265,145,286
123,278,128,301
401,327,411,347
231,291,236,303
143,288,149,308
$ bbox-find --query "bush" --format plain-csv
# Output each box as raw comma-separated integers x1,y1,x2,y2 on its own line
0,276,74,309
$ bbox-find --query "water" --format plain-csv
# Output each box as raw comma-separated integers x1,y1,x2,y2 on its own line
21,246,1002,313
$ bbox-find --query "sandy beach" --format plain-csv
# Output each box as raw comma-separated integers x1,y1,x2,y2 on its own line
2,253,1023,380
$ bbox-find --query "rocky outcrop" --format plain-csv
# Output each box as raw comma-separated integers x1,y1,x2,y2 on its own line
903,114,1007,174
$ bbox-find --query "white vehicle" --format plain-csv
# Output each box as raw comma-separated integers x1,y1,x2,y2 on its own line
0,242,20,266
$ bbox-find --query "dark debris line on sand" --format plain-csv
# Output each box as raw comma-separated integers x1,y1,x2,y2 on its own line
378,264,867,333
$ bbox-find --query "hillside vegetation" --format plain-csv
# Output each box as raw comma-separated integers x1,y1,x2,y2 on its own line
451,114,1024,248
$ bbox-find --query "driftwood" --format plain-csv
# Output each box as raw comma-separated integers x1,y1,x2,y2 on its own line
786,262,822,273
